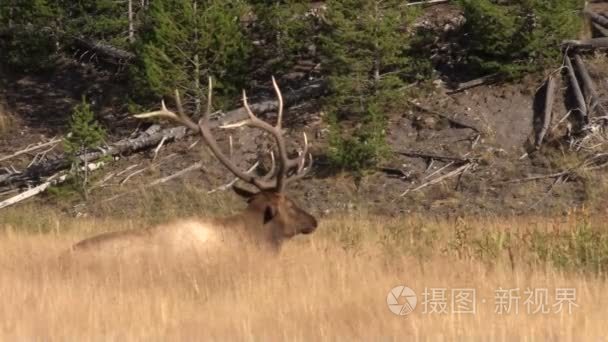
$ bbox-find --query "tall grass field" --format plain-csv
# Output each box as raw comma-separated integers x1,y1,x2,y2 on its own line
1,194,607,340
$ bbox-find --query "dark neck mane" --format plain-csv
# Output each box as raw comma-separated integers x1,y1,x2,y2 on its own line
212,207,282,250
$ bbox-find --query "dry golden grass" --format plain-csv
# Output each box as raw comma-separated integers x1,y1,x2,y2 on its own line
1,204,607,341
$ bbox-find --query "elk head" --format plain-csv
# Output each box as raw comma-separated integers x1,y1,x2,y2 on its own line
135,77,318,243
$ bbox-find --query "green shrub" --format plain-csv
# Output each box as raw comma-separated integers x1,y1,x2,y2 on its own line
320,0,420,172
459,0,584,79
0,0,58,71
56,0,133,49
250,0,315,73
64,97,106,200
131,0,251,109
328,101,389,173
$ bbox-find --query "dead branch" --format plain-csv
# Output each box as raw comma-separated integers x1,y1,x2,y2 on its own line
406,0,450,6
207,162,260,194
407,100,481,133
395,150,477,163
100,162,204,203
500,153,608,184
149,162,204,186
423,161,455,180
401,163,472,196
535,75,556,148
153,136,167,161
446,74,500,94
120,153,178,186
0,137,61,163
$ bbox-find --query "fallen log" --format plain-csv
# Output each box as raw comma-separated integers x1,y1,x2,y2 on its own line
572,54,608,118
446,73,500,94
564,56,587,122
535,75,556,148
0,161,104,209
586,10,608,28
406,0,450,6
407,100,482,133
0,126,187,188
72,37,135,64
562,37,608,50
0,174,67,209
592,22,608,37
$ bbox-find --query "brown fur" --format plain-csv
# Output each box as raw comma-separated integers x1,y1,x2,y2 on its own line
68,189,318,258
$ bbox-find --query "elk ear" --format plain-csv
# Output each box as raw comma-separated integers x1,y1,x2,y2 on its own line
263,204,279,223
232,185,257,199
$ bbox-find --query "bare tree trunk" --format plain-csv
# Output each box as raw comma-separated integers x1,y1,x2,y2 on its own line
128,0,135,44
372,1,380,88
193,2,202,116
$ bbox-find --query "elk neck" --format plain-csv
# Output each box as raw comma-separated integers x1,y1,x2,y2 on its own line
214,206,283,250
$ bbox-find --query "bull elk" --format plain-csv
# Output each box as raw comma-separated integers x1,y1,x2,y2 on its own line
69,77,317,257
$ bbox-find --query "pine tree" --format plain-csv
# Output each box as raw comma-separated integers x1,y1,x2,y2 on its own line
0,0,58,71
64,97,106,200
320,0,420,172
132,0,251,111
56,0,135,49
459,0,583,78
250,0,315,73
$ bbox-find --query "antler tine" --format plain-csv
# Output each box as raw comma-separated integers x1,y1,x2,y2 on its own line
285,152,313,185
220,84,290,191
134,92,199,132
262,151,276,180
218,77,313,192
201,77,213,124
194,84,276,191
271,76,283,129
285,132,309,169
136,77,276,191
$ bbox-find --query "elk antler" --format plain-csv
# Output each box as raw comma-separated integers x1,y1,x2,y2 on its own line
135,77,312,192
